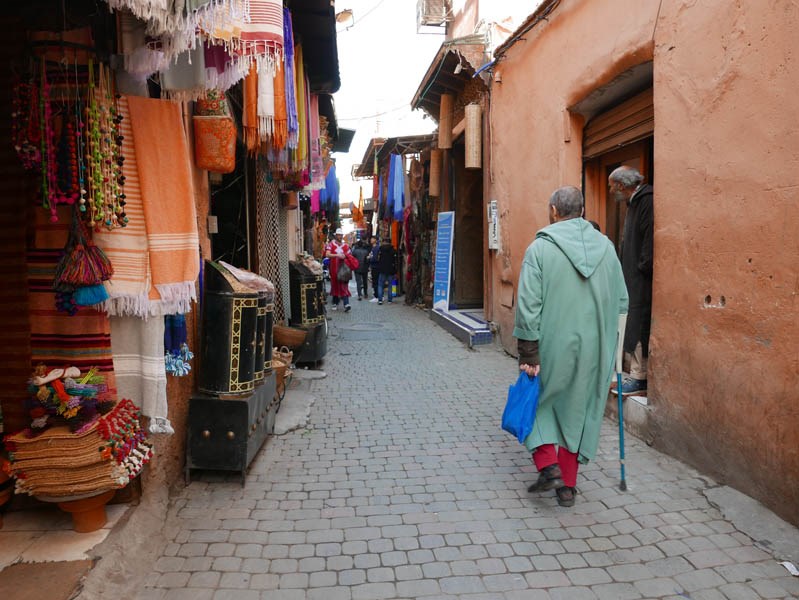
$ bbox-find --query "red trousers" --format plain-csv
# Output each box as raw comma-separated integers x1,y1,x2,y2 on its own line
533,444,579,487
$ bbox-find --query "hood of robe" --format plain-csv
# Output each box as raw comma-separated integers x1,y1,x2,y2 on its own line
536,218,612,279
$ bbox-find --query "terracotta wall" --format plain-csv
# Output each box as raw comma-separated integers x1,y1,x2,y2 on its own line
487,0,799,524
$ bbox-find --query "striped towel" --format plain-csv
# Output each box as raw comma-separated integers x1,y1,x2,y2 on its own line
94,97,153,318
110,315,169,429
126,95,200,317
240,0,284,57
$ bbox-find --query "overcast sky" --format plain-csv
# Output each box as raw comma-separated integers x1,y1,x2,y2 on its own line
332,0,444,214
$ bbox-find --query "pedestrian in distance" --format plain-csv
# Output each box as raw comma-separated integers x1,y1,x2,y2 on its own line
514,186,628,507
375,239,397,305
608,166,653,396
324,228,353,312
351,238,371,300
368,236,380,302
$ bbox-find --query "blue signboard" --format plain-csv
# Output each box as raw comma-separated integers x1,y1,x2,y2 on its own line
433,211,455,311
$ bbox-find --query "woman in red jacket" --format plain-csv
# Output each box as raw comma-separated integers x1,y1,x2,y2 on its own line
324,228,353,312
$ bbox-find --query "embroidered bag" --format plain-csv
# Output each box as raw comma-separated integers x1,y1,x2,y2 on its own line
193,116,236,173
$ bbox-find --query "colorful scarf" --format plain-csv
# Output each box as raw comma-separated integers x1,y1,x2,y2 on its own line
272,59,288,149
283,7,298,146
239,0,284,59
295,44,308,165
94,98,153,318
257,61,275,140
243,63,259,154
126,95,199,316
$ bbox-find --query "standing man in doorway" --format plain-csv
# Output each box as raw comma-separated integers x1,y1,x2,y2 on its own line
608,166,654,395
514,186,628,507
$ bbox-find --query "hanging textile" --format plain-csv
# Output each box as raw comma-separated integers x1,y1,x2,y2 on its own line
164,314,193,376
311,189,320,214
239,0,284,63
386,159,395,219
257,61,275,140
93,97,152,317
243,64,259,154
393,154,405,222
319,161,338,213
110,315,172,434
283,7,298,146
159,43,206,102
126,95,199,315
28,208,116,391
294,44,308,165
272,59,288,149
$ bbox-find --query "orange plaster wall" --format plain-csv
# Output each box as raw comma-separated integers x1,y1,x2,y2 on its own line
487,0,799,523
650,0,799,524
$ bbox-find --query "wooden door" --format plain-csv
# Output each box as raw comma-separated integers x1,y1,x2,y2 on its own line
584,139,653,254
451,143,484,308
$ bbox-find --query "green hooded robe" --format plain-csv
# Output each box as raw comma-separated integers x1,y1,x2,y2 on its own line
513,218,629,463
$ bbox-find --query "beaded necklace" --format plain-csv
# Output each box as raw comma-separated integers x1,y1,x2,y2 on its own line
11,80,41,169
85,61,126,229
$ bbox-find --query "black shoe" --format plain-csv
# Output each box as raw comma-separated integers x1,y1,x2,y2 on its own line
527,464,564,493
556,486,576,507
344,305,351,313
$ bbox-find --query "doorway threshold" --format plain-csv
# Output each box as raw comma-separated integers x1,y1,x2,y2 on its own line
430,307,493,348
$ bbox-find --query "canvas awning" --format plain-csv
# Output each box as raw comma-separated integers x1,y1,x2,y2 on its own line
352,134,436,179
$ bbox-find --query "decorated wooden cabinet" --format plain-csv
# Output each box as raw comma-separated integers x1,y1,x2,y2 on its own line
288,259,328,365
188,261,278,482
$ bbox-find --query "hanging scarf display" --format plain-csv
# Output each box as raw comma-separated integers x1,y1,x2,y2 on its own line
257,61,276,140
126,95,199,315
272,59,288,149
243,64,260,154
283,7,298,147
294,44,308,165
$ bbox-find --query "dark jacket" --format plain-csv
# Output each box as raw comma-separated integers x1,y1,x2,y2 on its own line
621,184,653,356
352,244,370,274
368,244,380,267
376,243,396,275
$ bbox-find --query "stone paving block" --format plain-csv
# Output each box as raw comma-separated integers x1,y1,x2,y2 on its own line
240,558,270,573
157,572,191,588
675,568,728,592
591,582,642,599
307,587,352,600
338,569,366,585
525,570,571,588
163,590,214,600
548,587,598,600
350,582,396,599
182,557,213,572
396,578,441,597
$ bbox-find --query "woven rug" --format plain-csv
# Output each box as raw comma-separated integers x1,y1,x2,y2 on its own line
126,95,199,317
27,242,115,391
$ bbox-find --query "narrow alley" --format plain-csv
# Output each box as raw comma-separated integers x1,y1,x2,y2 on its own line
131,300,799,600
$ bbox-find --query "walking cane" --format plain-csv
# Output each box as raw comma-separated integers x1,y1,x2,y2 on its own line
616,314,628,491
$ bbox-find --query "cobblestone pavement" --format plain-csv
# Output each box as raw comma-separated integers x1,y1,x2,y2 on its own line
138,299,799,600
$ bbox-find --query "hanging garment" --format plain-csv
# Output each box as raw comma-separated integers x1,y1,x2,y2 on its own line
159,44,206,102
243,64,259,154
283,8,298,145
110,315,172,434
94,97,152,317
126,95,200,316
393,154,405,222
272,59,288,149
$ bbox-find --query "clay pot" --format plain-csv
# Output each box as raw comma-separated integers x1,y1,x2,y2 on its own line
56,489,115,533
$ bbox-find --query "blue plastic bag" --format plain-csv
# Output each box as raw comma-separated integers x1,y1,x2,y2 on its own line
502,372,540,444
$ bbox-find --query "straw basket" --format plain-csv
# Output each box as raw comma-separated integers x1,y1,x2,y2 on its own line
465,103,482,169
429,149,441,197
272,346,293,398
273,325,307,350
438,94,453,149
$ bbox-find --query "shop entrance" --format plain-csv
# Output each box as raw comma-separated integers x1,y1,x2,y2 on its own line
585,139,653,252
450,143,484,308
